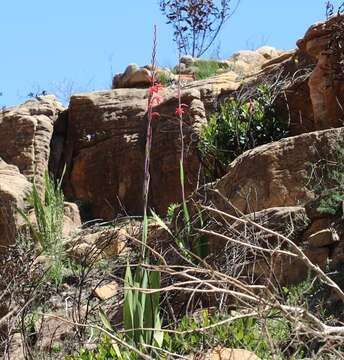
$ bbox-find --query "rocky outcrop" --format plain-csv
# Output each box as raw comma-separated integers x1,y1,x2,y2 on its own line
297,14,344,130
60,88,206,219
0,96,64,191
0,160,31,252
210,127,344,215
112,64,175,89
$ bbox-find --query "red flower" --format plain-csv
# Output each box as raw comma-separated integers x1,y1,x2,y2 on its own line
148,83,163,94
148,95,163,109
175,103,188,116
151,112,160,118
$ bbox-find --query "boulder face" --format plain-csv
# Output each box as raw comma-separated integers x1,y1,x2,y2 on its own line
0,96,64,191
0,159,31,252
211,127,344,215
61,88,206,219
297,14,344,130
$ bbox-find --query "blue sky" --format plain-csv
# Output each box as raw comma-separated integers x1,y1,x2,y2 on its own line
0,0,331,107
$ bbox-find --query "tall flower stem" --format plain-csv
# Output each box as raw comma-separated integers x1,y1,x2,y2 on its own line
142,25,160,259
176,41,191,234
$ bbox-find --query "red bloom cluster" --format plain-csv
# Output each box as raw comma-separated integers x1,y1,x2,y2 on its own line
175,103,188,116
148,82,163,119
148,83,163,94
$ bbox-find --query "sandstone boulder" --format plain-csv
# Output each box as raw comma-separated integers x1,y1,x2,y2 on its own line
60,88,206,219
66,222,139,262
0,160,31,252
112,63,175,89
93,281,119,300
0,96,64,191
205,206,308,254
297,14,344,130
249,247,329,286
203,348,261,360
211,127,344,216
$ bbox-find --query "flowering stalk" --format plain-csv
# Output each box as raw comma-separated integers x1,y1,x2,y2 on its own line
176,42,191,235
142,25,162,258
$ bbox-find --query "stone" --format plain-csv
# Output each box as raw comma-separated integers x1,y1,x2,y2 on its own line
59,88,206,218
226,48,281,77
203,347,261,360
256,46,283,60
303,217,333,241
66,223,138,262
249,247,329,286
210,127,344,216
6,333,25,360
0,95,64,191
93,281,119,300
307,228,339,248
332,241,344,264
37,313,74,352
0,160,31,252
206,206,308,254
297,14,344,130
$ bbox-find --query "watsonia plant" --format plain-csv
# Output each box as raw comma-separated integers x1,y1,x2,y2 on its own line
104,25,163,355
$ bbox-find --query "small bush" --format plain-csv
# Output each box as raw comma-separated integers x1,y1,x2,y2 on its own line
194,60,229,80
18,170,65,284
306,143,344,216
199,84,288,177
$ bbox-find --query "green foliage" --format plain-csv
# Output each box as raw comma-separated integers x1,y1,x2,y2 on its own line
163,309,269,357
194,60,229,80
18,170,66,285
199,84,288,177
166,203,179,222
158,71,173,86
123,264,163,348
70,310,303,360
307,143,344,216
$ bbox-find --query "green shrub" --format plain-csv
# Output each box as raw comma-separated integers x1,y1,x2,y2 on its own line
306,143,344,216
199,84,288,177
70,310,303,360
194,60,229,80
18,170,65,284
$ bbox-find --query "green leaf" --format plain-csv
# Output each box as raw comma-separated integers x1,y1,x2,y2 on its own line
150,209,172,235
99,308,113,332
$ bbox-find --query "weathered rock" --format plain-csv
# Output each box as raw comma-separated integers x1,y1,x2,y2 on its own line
66,222,138,262
297,14,344,130
307,228,339,248
7,333,25,360
249,247,329,286
93,281,119,300
257,46,283,60
203,347,261,360
205,206,308,254
112,64,175,89
210,127,344,216
228,49,271,77
332,241,344,264
61,88,206,218
0,96,64,191
303,217,332,238
0,160,31,252
37,313,74,352
62,202,82,235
